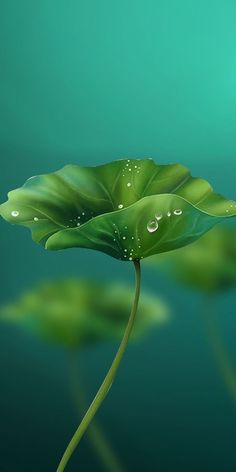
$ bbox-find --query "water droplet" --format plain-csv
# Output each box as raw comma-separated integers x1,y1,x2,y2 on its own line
77,223,80,226
134,165,137,169
173,209,183,216
127,182,131,187
122,236,126,240
127,159,130,162
147,219,159,233
226,209,229,212
33,217,39,221
167,211,171,217
128,168,132,171
155,212,162,221
129,257,133,261
124,249,128,252
118,204,123,209
82,212,85,216
11,211,19,217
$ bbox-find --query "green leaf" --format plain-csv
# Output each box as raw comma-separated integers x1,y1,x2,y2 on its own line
146,226,236,294
1,159,236,260
0,278,169,348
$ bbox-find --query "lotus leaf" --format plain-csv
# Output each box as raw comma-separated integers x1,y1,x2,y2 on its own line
1,159,236,260
0,278,169,347
147,226,236,294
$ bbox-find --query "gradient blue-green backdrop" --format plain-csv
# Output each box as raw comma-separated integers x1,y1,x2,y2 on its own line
1,1,236,471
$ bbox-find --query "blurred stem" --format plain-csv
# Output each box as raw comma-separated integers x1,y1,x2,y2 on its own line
56,260,141,472
204,296,236,404
68,353,124,472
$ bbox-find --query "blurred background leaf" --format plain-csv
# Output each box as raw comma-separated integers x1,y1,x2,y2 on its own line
146,225,236,294
146,225,236,406
0,278,170,472
0,278,169,348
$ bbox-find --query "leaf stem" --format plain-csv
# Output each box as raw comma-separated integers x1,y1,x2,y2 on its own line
68,352,124,472
56,260,141,472
204,296,236,404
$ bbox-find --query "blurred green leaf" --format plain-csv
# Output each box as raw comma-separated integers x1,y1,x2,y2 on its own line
147,226,236,294
1,159,236,260
0,279,169,347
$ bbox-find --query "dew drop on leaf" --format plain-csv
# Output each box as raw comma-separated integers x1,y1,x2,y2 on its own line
34,217,39,221
155,212,163,221
11,211,19,217
147,219,159,233
173,209,183,216
118,204,124,209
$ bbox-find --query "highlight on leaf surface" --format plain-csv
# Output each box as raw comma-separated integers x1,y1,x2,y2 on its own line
146,226,236,294
0,278,169,348
1,159,236,261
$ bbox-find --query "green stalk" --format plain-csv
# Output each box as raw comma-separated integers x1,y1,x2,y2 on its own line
56,260,141,472
68,353,124,472
204,296,236,404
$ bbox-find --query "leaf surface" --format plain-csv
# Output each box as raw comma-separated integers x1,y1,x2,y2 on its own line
1,159,236,260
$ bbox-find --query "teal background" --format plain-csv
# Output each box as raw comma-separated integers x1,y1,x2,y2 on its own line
1,1,236,471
